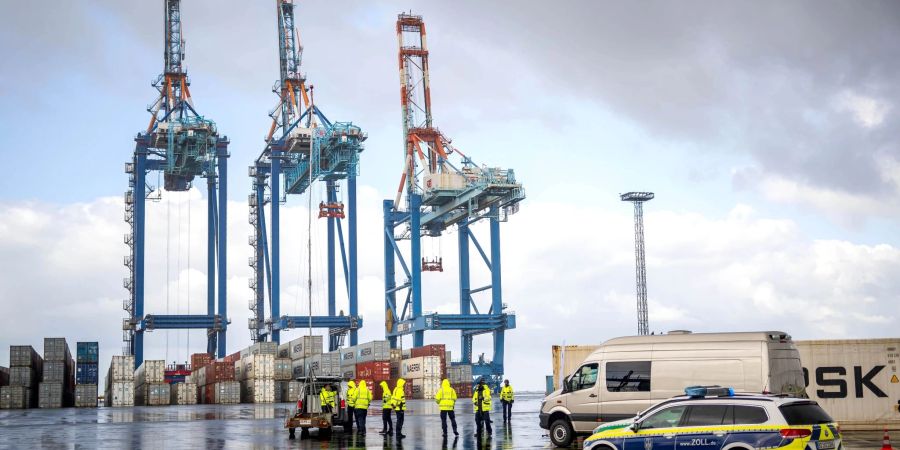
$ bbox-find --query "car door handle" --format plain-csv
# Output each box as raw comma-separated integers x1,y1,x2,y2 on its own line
589,394,597,398
664,434,675,439
713,432,726,437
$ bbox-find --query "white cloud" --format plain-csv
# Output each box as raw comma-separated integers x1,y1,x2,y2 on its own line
0,193,897,390
833,90,891,129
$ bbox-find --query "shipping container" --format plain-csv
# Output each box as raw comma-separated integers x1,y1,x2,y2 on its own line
305,353,341,377
170,382,197,405
447,364,473,384
206,381,240,404
0,367,8,387
291,358,305,379
340,346,357,367
357,361,391,381
76,342,99,364
358,379,389,401
43,338,72,362
274,358,292,381
43,361,71,383
10,345,42,369
136,383,170,406
135,360,165,385
550,344,600,389
190,353,213,370
10,367,37,388
451,382,473,398
285,381,303,403
38,382,66,408
241,342,278,359
277,343,291,359
109,355,135,382
356,341,391,363
274,381,286,402
75,384,97,407
76,363,99,385
106,381,134,407
342,366,356,380
797,339,900,430
409,377,441,399
242,378,276,403
237,354,274,381
401,349,411,359
410,345,447,378
1,386,32,409
401,356,442,379
202,361,235,386
223,351,241,365
289,335,324,360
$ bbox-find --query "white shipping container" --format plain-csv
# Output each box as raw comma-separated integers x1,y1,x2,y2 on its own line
274,381,286,402
285,381,303,403
448,365,473,384
211,381,241,404
340,346,357,367
797,339,900,430
291,358,305,379
242,378,275,403
171,383,198,405
410,377,441,399
401,356,441,380
356,341,391,363
134,360,165,385
277,343,291,359
307,354,341,377
136,383,170,406
75,384,97,408
274,358,292,381
110,355,135,382
107,381,134,407
238,354,275,380
342,366,356,380
289,336,324,360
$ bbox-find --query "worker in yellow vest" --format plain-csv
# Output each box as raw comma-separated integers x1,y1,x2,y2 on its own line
473,378,493,437
435,379,459,437
391,378,407,439
319,385,335,413
500,379,514,423
346,380,357,432
378,380,393,435
354,380,373,434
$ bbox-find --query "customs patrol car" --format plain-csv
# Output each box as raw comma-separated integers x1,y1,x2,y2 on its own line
584,387,840,450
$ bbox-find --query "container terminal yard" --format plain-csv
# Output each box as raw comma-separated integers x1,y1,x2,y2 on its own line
0,1,898,449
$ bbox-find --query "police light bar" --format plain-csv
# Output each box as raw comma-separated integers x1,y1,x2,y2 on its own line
684,385,734,397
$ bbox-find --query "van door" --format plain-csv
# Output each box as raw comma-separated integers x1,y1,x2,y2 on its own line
602,361,652,421
565,363,600,433
767,342,806,396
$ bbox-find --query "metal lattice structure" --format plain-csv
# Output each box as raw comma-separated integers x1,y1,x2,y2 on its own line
249,0,364,349
124,0,229,369
384,14,525,391
620,192,654,336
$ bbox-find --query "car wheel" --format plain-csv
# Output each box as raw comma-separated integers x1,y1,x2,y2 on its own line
550,418,574,447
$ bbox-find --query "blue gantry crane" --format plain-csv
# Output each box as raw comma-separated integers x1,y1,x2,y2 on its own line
384,14,525,390
249,0,365,350
123,0,229,369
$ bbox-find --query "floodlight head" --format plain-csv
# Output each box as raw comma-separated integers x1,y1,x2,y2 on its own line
620,192,655,202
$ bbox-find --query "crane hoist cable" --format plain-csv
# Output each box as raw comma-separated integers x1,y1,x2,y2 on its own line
186,189,191,360
165,191,171,363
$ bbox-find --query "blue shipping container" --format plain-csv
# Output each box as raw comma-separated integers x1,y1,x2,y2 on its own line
76,342,99,363
76,363,99,384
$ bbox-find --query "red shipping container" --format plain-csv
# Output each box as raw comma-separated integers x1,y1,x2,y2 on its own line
191,353,212,370
357,379,386,404
410,345,447,378
222,351,241,364
452,382,473,398
203,362,235,384
356,361,391,381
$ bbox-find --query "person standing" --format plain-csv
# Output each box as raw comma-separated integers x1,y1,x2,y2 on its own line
319,385,335,414
500,379,514,423
473,378,493,437
379,380,393,435
391,378,407,439
435,378,459,437
345,380,357,432
355,380,372,434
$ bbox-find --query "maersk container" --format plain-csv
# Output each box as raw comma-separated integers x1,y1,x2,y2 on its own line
76,342,99,364
1,386,32,409
74,384,97,407
357,341,391,363
277,343,291,359
10,345,42,369
289,336,323,360
291,358,305,379
43,338,72,362
134,360,165,386
274,358,292,381
400,356,441,380
307,353,341,377
237,354,274,380
137,383,170,406
170,382,197,405
285,381,303,403
342,366,356,380
409,377,441,400
106,381,134,407
448,364,473,384
208,381,240,404
38,382,66,408
340,346,357,368
242,342,278,359
109,355,135,382
242,378,275,403
797,338,900,430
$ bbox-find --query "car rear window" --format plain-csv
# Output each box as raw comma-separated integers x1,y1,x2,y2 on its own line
779,402,833,424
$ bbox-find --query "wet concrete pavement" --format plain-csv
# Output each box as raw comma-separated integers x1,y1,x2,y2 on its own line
0,393,884,449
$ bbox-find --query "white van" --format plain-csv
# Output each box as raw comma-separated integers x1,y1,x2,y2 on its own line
539,331,806,447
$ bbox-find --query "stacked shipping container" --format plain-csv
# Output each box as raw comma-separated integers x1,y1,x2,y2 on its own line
194,361,239,404
134,360,169,406
75,342,98,407
237,354,275,403
105,355,134,407
40,338,74,408
2,345,42,409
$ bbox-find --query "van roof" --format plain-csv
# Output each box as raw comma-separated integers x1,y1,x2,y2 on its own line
599,331,791,347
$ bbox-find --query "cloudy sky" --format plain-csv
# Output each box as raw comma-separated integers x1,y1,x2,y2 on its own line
1,1,898,390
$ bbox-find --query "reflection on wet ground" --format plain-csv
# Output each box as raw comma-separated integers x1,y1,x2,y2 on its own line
0,393,883,449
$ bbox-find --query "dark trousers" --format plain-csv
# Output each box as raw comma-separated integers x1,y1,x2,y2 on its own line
355,408,367,431
346,407,355,431
501,400,512,421
395,410,405,434
475,411,492,435
381,408,393,432
440,410,458,435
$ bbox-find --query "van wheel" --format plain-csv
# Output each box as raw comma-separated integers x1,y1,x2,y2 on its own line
550,418,574,447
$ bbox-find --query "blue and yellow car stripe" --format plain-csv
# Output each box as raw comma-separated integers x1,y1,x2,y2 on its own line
584,423,841,450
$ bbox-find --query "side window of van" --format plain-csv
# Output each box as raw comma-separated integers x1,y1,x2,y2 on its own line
569,363,599,391
606,361,651,392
